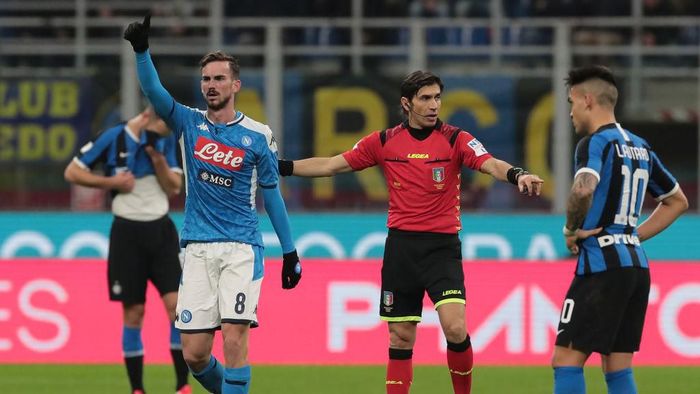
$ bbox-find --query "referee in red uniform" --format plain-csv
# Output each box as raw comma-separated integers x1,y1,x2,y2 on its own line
279,71,544,394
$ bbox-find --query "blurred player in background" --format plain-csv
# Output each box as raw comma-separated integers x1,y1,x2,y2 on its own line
278,70,544,394
64,107,190,394
554,65,688,394
124,14,302,394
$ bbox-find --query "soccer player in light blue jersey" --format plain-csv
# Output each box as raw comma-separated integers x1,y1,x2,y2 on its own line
553,65,688,394
124,15,302,394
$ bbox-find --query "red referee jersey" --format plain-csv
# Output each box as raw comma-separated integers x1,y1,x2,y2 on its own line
342,120,492,234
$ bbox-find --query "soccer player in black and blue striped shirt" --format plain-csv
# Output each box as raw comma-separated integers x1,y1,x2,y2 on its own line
65,107,190,394
552,65,688,394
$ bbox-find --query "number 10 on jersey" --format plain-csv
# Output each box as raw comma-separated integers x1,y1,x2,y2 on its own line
614,166,649,227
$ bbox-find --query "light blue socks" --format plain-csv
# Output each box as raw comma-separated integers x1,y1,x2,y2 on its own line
191,355,224,394
222,365,251,394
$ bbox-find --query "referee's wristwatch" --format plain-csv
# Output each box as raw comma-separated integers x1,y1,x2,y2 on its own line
562,226,577,237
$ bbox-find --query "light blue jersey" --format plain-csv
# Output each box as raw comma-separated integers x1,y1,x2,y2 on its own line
168,105,279,246
136,50,294,253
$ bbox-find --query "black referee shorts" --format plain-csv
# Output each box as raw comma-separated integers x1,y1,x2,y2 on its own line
107,215,182,304
379,229,465,322
555,267,650,355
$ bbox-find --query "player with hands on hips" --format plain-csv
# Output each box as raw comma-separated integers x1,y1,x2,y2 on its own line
553,65,688,394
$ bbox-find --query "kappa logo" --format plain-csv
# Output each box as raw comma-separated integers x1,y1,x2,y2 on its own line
197,123,209,132
194,136,246,171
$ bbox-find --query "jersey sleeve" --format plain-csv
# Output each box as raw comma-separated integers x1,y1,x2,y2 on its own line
135,50,193,140
161,134,183,173
166,103,202,140
341,131,381,171
74,125,120,169
574,135,605,181
457,131,492,171
256,126,280,188
647,149,679,201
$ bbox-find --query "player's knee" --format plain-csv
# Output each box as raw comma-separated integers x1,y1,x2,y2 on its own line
442,321,466,343
122,303,145,325
223,332,247,352
389,328,416,348
182,347,210,371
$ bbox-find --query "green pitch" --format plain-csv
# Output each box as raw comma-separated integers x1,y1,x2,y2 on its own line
1,364,698,393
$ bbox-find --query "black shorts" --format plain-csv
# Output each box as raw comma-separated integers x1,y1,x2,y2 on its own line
380,229,465,322
555,267,650,355
107,215,182,304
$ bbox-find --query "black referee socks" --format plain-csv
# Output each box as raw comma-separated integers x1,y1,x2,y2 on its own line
447,335,471,353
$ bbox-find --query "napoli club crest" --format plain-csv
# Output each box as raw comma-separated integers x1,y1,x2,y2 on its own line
432,167,445,182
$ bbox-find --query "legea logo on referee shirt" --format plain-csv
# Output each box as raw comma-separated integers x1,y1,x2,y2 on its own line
194,136,245,171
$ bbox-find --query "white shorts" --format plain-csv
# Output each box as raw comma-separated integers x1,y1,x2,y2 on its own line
175,242,264,331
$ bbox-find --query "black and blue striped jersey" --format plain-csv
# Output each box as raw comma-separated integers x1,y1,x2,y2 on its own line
574,123,679,275
75,122,181,178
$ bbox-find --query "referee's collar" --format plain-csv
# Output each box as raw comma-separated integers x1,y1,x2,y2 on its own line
402,119,442,132
402,119,442,140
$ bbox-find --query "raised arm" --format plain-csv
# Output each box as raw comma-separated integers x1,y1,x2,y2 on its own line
278,154,353,178
124,14,176,120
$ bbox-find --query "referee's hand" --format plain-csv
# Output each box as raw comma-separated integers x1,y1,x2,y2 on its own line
282,250,302,289
123,13,151,53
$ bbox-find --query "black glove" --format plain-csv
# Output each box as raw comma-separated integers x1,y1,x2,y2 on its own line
282,250,302,289
123,13,151,53
278,159,293,177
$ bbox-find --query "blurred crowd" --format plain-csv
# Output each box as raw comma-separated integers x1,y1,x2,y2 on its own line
2,0,700,44
220,0,700,50
1,0,700,67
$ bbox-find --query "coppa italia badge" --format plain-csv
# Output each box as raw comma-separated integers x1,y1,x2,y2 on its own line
194,136,245,171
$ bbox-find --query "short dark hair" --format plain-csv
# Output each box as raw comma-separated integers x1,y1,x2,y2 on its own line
199,51,240,79
565,65,616,88
400,70,443,100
